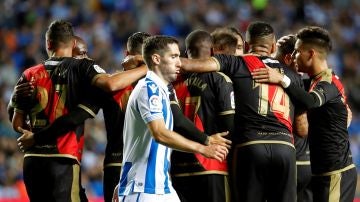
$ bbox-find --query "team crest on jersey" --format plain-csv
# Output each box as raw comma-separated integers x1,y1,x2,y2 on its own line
148,83,158,94
149,95,162,112
93,64,106,73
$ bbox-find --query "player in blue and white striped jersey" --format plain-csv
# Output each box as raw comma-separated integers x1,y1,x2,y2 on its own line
117,36,229,202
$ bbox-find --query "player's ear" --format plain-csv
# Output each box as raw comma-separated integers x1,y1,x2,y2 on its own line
284,53,292,66
152,53,161,65
244,42,250,53
309,49,315,59
270,40,276,55
46,39,52,51
125,50,130,56
72,38,77,49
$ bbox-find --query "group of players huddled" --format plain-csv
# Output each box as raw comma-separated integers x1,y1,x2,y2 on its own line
8,19,356,202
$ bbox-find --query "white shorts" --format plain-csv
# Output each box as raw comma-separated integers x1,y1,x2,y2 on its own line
118,192,180,202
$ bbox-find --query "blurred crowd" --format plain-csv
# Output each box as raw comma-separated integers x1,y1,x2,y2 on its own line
0,0,360,200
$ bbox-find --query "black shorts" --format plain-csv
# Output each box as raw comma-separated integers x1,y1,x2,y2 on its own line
229,143,296,202
23,156,81,202
103,165,121,202
172,174,229,202
296,161,312,202
312,165,357,202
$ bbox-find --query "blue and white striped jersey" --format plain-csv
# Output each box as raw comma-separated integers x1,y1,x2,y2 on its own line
119,71,175,195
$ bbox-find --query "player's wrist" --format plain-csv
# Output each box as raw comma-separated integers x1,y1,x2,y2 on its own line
205,136,210,145
280,75,291,88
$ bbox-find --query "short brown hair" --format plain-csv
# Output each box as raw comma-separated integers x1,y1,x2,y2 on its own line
46,20,74,50
296,26,332,55
142,35,178,70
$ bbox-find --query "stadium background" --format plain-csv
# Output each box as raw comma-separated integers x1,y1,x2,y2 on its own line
0,0,359,201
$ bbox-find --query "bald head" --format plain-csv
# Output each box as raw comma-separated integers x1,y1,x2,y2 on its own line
73,35,88,59
185,30,213,59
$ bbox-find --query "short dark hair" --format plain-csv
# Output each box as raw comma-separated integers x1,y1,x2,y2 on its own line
212,32,238,53
127,32,151,55
212,26,244,42
277,34,296,55
46,20,74,50
246,21,274,42
142,35,179,69
185,30,212,58
296,26,332,55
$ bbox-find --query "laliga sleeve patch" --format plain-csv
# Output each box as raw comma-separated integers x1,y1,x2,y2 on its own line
149,95,162,113
93,64,106,73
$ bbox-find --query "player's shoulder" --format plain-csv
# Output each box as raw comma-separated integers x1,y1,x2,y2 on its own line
23,63,45,75
213,72,232,83
258,56,281,67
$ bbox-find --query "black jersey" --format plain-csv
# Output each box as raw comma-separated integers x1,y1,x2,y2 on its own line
13,57,103,162
213,55,303,145
306,69,352,174
171,72,235,174
294,135,310,161
100,85,134,166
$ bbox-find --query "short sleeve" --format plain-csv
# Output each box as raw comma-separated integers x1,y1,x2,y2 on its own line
137,81,164,124
12,74,34,112
212,54,247,78
77,59,107,85
311,81,340,106
214,72,235,115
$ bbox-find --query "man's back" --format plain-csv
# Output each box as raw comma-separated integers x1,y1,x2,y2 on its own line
15,57,102,161
172,72,234,173
213,54,302,144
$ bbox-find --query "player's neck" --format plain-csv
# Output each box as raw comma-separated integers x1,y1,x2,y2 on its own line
50,48,73,58
309,60,328,77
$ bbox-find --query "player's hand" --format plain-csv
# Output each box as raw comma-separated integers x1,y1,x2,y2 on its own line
208,131,231,149
17,127,35,152
251,67,283,84
122,55,144,71
199,144,229,162
12,81,35,102
112,184,119,202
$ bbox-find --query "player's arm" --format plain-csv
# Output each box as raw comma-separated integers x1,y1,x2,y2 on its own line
216,73,235,138
347,105,352,128
8,82,35,122
219,114,234,138
168,84,231,147
17,106,95,151
12,111,30,133
171,102,231,148
293,112,308,137
147,119,228,162
180,57,220,72
11,75,34,132
93,64,147,93
251,67,338,109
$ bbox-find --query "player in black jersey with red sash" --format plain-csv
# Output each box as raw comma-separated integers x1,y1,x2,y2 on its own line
100,31,150,202
171,30,235,202
253,26,357,202
11,20,147,202
180,21,304,202
274,34,313,202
